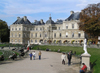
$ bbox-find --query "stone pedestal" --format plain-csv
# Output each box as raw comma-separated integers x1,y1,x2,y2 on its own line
81,53,91,70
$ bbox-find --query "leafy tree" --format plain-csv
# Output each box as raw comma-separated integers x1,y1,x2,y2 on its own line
0,19,8,43
79,3,100,44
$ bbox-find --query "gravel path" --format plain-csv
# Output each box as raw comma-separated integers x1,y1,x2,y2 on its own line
0,50,80,73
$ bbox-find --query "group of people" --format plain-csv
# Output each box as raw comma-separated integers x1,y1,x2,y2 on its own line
61,50,87,73
61,51,72,65
9,53,17,60
29,51,42,60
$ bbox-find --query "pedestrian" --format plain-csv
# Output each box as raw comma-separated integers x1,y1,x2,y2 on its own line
61,53,66,65
32,51,36,60
27,46,29,52
29,53,33,60
38,51,42,60
80,63,87,73
67,51,72,65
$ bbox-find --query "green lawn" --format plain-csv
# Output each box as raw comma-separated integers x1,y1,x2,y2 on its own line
32,45,100,73
0,51,3,55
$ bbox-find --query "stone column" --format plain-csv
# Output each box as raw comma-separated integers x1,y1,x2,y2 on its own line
81,53,91,70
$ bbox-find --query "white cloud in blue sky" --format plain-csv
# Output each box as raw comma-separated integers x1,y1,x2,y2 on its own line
0,0,100,26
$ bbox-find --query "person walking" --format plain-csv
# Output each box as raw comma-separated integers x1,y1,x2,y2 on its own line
80,63,87,73
29,53,33,60
67,51,72,65
38,51,42,60
32,51,36,60
61,53,66,65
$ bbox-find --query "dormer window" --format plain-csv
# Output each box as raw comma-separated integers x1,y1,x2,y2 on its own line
72,24,74,29
15,28,17,30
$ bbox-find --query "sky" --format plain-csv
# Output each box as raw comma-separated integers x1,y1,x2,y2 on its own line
0,0,100,26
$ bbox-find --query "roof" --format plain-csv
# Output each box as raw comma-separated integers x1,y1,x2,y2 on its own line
65,12,80,21
46,17,55,24
13,17,31,24
55,19,63,24
32,21,45,25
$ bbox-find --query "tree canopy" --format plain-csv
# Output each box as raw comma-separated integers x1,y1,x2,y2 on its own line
0,19,9,42
79,3,100,43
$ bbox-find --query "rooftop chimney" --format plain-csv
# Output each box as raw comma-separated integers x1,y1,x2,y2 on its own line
17,17,20,19
70,11,74,15
23,16,27,21
40,19,43,24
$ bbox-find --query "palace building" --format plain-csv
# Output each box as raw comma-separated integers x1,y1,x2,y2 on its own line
10,11,85,44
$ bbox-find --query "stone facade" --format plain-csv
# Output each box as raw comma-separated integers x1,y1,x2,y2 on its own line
10,11,85,44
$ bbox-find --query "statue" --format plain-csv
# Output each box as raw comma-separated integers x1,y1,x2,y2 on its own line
27,41,30,47
83,39,88,54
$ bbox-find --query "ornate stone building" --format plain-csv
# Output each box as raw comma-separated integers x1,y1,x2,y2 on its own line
10,11,85,44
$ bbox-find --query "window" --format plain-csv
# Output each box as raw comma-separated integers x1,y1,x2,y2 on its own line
35,33,37,37
36,28,38,30
12,28,14,31
30,28,32,31
15,33,17,37
59,27,60,30
35,40,37,43
78,32,81,38
11,33,13,37
60,33,61,37
72,33,74,38
40,28,42,30
66,25,68,29
40,34,41,37
15,28,17,30
31,40,33,43
24,33,26,37
19,40,20,43
72,24,74,29
31,33,33,38
11,39,13,42
54,33,56,38
45,33,47,37
66,32,68,37
19,33,21,37
15,40,17,42
19,28,21,30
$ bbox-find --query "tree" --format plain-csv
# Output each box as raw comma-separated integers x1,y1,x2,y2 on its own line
79,3,100,44
0,19,8,43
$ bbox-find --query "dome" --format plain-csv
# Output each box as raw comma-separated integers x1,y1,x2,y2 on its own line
46,17,55,24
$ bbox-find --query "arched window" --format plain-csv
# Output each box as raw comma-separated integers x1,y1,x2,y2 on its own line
60,33,61,37
66,32,68,37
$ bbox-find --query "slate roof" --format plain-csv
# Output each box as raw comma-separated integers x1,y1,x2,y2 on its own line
32,21,45,25
55,20,63,24
46,17,55,24
65,12,80,21
13,17,31,24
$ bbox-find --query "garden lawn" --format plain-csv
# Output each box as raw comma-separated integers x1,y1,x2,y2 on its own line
32,45,100,73
0,51,3,55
